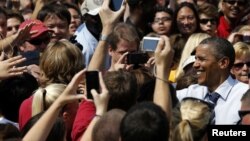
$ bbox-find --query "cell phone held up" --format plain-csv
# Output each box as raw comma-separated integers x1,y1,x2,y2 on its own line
85,71,100,99
126,52,149,65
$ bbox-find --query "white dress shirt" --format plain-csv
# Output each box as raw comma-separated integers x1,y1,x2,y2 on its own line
177,76,249,125
75,23,111,68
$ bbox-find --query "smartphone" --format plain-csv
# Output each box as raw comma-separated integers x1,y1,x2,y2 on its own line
86,71,99,99
126,52,149,64
142,37,160,52
109,0,124,11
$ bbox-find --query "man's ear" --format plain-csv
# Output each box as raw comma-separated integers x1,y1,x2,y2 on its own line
19,44,26,52
218,57,230,69
108,45,114,56
62,111,69,122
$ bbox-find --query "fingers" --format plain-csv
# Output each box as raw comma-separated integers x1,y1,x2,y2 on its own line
98,72,108,92
147,57,155,64
117,52,128,64
67,69,86,90
91,89,99,99
0,52,4,61
9,72,24,77
161,36,172,53
8,66,27,77
11,66,27,73
117,0,126,14
155,36,165,54
102,0,110,8
73,94,85,101
125,64,133,71
8,56,26,66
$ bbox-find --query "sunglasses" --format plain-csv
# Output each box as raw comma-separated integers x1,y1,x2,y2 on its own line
28,36,50,45
233,62,250,69
182,97,214,111
200,18,217,25
238,110,250,119
223,0,246,6
7,25,19,31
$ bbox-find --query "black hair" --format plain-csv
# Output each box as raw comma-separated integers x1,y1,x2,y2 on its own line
200,37,235,69
0,73,39,122
104,70,138,111
120,102,169,141
37,3,71,26
173,2,200,36
0,123,21,140
6,10,24,22
21,112,66,141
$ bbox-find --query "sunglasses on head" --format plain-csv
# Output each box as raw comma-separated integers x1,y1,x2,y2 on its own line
223,0,246,6
28,35,50,45
234,34,250,44
238,110,250,119
200,18,216,25
182,97,214,111
233,62,250,69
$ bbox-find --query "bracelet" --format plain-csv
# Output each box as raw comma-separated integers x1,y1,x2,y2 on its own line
155,76,168,83
153,65,168,83
99,34,109,41
95,114,102,118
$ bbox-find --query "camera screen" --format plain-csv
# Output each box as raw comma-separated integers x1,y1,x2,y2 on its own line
142,37,160,52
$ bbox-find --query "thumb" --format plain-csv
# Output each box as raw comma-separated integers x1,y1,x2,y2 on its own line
91,89,99,100
0,52,4,61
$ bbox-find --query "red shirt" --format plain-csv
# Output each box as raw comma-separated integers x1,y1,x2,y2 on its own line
18,96,33,130
71,100,96,141
217,16,232,39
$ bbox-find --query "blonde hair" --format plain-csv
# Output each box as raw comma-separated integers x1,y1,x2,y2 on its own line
171,98,211,141
238,25,250,34
233,42,250,59
175,33,210,81
32,83,66,116
39,40,84,87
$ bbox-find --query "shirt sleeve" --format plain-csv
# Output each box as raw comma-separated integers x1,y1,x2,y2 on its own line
71,100,96,141
19,96,33,130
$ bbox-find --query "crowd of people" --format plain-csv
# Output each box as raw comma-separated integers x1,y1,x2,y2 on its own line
0,0,250,141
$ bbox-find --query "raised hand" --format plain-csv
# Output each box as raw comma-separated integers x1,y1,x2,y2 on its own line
91,72,109,116
155,36,174,72
56,69,86,107
99,0,126,32
13,22,36,46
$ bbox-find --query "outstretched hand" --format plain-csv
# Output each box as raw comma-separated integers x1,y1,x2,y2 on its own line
13,22,36,46
56,69,86,107
0,52,27,80
99,0,126,31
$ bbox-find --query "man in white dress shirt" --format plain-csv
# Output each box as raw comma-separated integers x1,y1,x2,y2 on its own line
176,37,249,124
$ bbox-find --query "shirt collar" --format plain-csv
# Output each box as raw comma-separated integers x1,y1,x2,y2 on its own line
210,76,236,101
